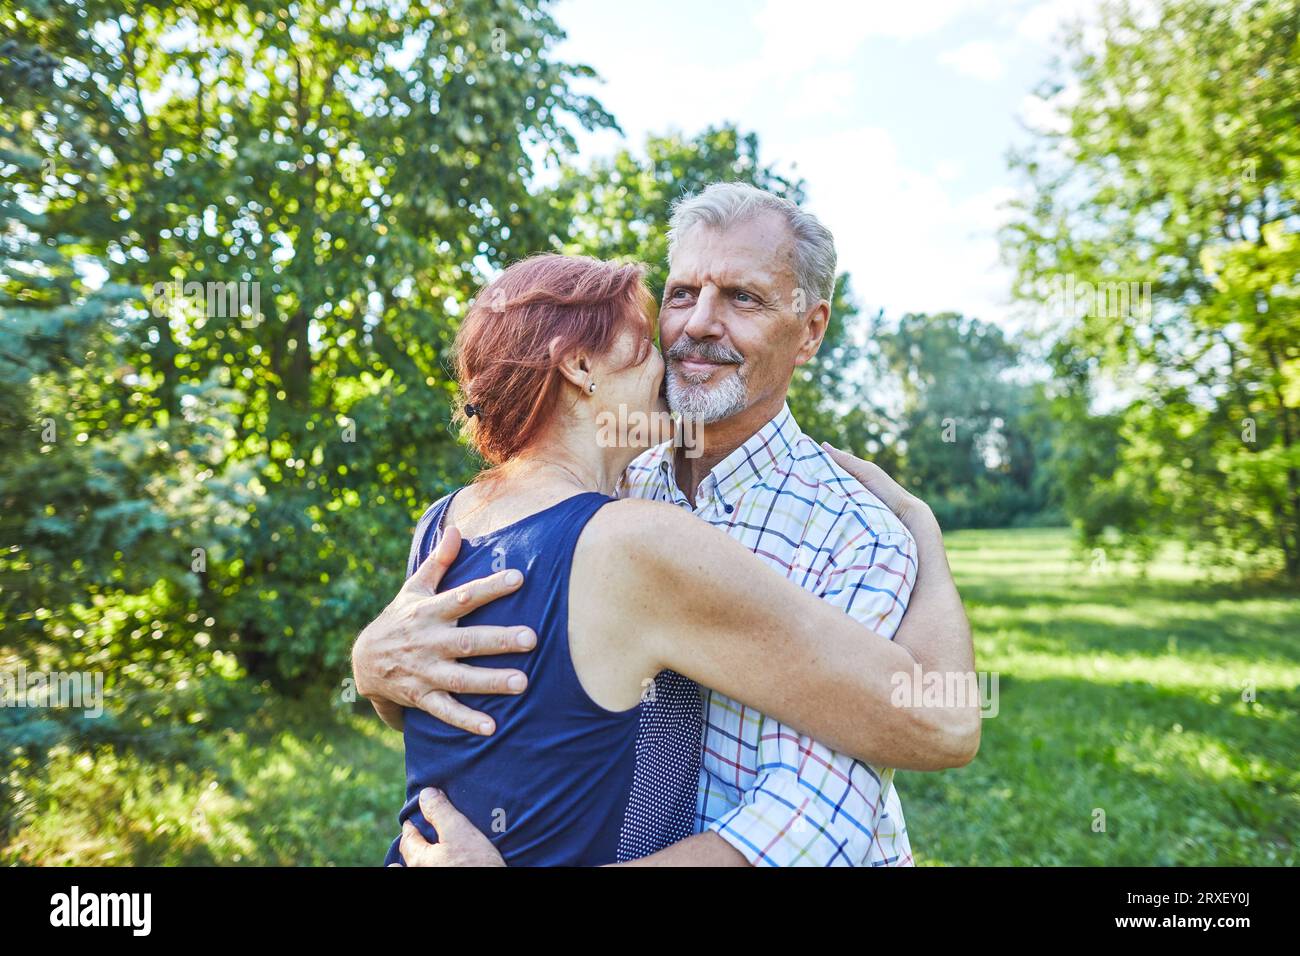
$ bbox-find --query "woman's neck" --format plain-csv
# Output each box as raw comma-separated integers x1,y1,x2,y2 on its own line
451,424,632,538
508,426,631,498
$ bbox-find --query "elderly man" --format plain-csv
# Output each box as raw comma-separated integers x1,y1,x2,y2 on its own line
354,182,978,866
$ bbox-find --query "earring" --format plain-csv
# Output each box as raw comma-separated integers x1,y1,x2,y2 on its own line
587,381,596,394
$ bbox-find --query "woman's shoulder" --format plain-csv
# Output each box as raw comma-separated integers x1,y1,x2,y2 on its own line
578,497,713,568
586,495,691,532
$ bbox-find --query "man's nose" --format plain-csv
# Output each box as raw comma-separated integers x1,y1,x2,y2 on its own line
682,287,724,340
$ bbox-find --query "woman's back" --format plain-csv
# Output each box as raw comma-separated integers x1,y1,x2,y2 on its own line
385,490,683,866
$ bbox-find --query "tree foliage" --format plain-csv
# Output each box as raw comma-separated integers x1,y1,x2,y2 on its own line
865,311,1060,529
1,0,612,706
1003,0,1300,576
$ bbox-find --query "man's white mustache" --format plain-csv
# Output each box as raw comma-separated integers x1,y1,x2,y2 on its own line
667,345,743,365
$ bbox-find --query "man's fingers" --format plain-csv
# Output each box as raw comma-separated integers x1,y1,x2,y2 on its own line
441,624,537,659
407,526,463,595
434,660,528,696
418,787,477,842
436,568,524,621
399,820,436,866
415,688,499,736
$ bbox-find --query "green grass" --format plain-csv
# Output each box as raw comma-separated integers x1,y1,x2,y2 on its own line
7,527,1298,865
900,527,1300,866
5,699,405,866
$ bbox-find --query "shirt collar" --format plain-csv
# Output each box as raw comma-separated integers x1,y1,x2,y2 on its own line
658,403,802,509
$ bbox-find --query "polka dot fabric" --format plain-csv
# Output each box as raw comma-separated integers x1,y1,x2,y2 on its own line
616,669,704,861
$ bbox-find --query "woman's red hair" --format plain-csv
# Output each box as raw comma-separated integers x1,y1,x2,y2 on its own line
453,254,656,466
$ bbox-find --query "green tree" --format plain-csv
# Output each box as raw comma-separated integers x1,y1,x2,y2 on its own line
1003,0,1300,576
865,311,1058,528
1,0,611,697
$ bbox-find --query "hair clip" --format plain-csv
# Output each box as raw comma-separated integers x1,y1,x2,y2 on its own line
464,402,481,419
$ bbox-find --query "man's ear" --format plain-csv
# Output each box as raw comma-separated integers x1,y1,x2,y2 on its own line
793,302,831,367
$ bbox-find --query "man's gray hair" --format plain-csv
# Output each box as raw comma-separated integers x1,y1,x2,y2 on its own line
666,182,838,304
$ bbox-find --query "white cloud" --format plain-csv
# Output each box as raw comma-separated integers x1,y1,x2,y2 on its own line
1017,79,1077,135
767,126,1014,324
939,40,1008,82
1010,0,1140,53
549,0,1093,328
756,0,990,61
1013,0,1097,45
933,158,965,183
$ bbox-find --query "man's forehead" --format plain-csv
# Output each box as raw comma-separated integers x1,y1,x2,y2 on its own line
668,215,795,284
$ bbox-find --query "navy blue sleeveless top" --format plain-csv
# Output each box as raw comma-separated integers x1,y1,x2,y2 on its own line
384,490,701,866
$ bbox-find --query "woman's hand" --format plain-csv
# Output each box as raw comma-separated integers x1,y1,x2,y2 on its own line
820,442,935,531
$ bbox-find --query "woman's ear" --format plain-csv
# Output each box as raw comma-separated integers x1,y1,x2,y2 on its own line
553,339,592,391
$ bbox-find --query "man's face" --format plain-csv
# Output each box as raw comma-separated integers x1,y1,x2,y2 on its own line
660,211,819,424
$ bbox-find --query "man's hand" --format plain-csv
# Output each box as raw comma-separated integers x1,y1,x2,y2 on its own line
352,525,537,735
393,788,505,867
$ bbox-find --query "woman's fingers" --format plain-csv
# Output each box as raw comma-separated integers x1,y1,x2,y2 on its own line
821,441,931,527
822,442,906,507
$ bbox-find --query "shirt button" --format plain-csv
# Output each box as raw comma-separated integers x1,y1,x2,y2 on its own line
724,503,734,514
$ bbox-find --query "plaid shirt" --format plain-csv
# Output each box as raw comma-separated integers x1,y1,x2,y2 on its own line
621,404,917,866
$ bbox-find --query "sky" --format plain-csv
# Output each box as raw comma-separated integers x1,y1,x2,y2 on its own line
548,0,1101,330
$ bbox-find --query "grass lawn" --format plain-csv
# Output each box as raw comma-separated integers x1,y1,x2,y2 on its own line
900,527,1299,866
5,699,406,866
7,527,1297,865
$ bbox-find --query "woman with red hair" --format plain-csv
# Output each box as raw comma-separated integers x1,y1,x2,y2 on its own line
383,254,970,866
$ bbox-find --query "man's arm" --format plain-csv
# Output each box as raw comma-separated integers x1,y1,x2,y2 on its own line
396,792,748,867
705,526,919,867
609,832,747,866
352,526,538,734
697,450,978,867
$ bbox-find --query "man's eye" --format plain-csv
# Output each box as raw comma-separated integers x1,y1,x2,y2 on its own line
736,292,754,303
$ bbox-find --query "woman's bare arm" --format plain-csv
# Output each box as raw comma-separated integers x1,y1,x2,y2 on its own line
820,443,977,689
575,497,980,772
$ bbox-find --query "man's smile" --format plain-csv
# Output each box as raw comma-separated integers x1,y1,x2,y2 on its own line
675,357,728,375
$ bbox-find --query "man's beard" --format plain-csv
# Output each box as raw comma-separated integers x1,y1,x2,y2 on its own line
665,338,749,425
